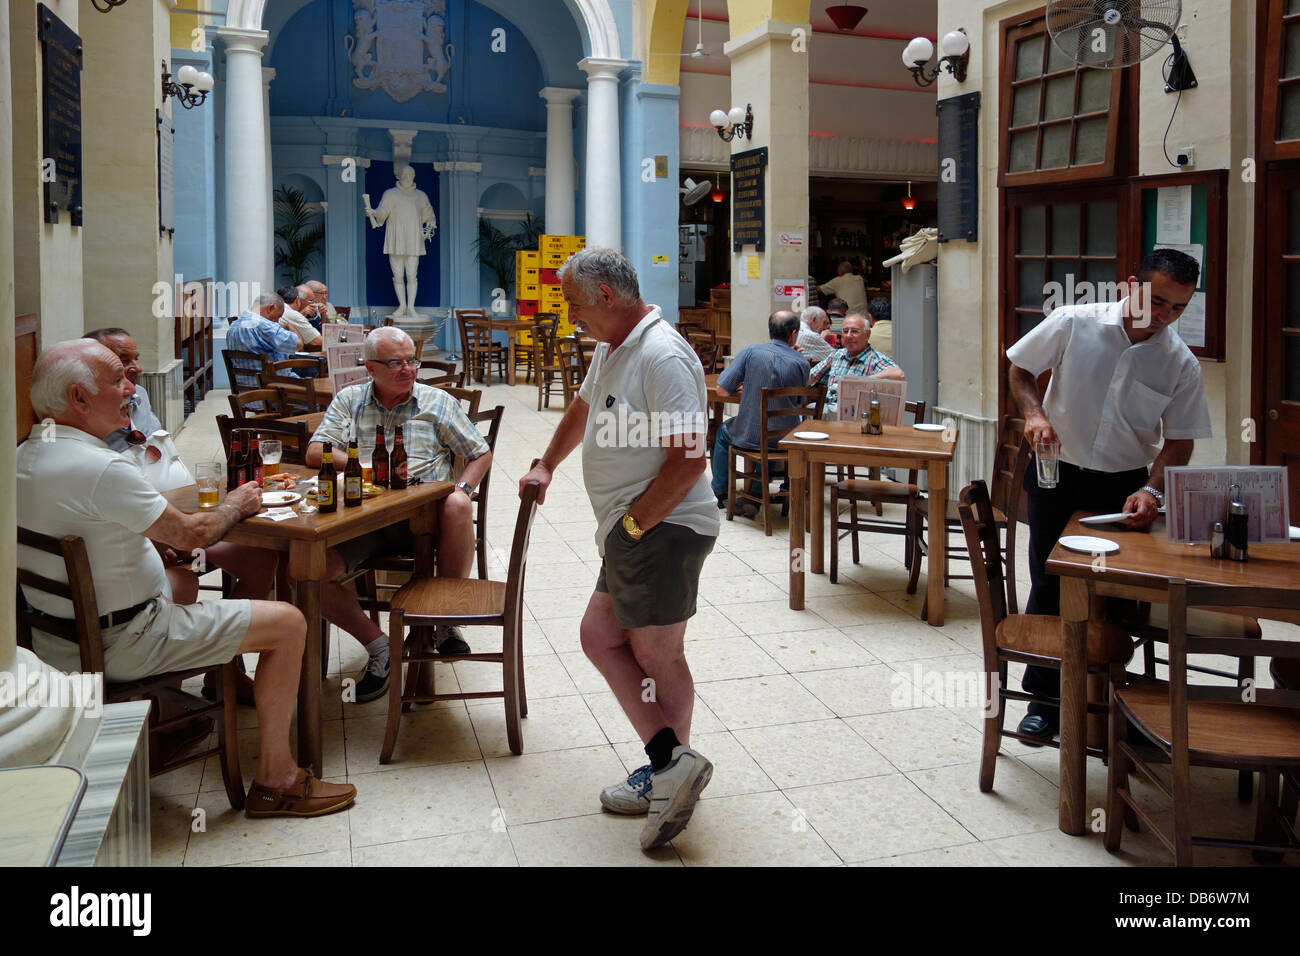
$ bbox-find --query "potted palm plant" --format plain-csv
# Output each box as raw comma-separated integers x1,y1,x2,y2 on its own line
274,185,325,285
472,213,544,301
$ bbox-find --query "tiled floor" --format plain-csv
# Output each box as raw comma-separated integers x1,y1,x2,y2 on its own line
157,376,1300,867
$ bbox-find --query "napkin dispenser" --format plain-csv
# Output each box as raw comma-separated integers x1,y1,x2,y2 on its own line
1223,482,1249,562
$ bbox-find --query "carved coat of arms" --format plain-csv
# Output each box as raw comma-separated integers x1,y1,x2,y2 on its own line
345,0,454,103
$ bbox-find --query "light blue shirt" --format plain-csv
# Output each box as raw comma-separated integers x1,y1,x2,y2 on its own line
104,385,163,452
226,310,300,368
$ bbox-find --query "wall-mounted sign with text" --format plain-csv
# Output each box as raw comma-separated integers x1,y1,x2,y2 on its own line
731,146,768,252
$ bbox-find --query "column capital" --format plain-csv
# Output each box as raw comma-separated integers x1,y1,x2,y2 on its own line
216,26,268,56
388,129,419,150
722,21,809,59
261,66,276,85
539,87,582,105
578,57,628,82
323,154,371,168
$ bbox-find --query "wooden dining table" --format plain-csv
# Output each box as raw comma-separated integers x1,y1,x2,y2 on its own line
781,421,957,624
486,317,536,386
702,373,741,454
1047,513,1300,835
164,468,452,776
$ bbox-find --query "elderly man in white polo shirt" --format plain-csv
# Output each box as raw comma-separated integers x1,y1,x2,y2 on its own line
17,340,356,818
520,248,719,852
1006,247,1211,743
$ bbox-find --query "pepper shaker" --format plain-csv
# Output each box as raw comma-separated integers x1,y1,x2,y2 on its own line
1224,482,1249,562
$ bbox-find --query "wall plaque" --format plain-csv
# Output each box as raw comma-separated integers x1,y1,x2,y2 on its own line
157,111,174,237
731,146,767,252
936,91,979,243
38,4,83,227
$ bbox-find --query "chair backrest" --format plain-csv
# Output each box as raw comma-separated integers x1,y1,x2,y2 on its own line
899,400,927,483
758,385,825,455
228,388,287,420
503,481,542,620
222,349,268,395
267,356,325,378
687,330,719,372
956,480,1008,664
417,358,458,387
467,406,506,578
436,384,483,416
217,414,310,464
558,338,585,386
992,416,1030,524
533,314,560,364
16,527,104,673
259,372,326,414
334,306,352,321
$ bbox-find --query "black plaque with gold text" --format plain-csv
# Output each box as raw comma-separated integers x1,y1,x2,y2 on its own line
936,92,979,243
730,146,767,252
39,4,83,227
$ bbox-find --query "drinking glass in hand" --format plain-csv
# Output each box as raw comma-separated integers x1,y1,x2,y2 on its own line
1034,438,1060,489
260,439,282,469
196,461,223,510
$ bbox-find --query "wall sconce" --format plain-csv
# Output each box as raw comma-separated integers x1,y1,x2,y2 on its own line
902,29,969,86
161,60,214,109
91,0,130,11
709,104,753,142
901,181,916,211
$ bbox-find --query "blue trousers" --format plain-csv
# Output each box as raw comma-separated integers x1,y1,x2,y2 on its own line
711,419,772,501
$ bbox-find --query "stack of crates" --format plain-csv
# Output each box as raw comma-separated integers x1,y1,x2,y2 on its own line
517,235,585,338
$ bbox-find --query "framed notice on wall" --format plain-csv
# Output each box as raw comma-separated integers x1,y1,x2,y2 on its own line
157,110,174,238
731,146,768,251
38,4,83,226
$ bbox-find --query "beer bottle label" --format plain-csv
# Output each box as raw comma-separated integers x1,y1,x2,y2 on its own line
346,476,362,498
318,479,334,506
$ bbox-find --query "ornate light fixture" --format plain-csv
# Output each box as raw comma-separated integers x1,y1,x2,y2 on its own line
161,60,214,109
902,29,969,86
901,181,916,211
826,5,869,32
91,0,130,11
709,104,753,142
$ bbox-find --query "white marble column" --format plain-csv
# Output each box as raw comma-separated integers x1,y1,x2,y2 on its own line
578,58,626,249
539,87,580,235
263,66,276,287
219,28,271,296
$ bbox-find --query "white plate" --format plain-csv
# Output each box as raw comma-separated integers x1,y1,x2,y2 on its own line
793,431,829,440
262,491,301,506
913,423,946,432
1058,535,1119,555
1079,512,1133,527
1291,526,1300,541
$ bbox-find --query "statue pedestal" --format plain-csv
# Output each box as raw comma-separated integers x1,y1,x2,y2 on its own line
389,314,438,358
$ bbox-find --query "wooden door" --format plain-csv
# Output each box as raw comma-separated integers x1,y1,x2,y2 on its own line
1263,165,1300,510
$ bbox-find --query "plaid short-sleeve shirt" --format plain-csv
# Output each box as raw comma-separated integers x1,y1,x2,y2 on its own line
311,382,490,482
809,347,898,408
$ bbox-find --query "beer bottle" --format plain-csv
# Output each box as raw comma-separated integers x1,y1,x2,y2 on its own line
227,435,245,491
390,427,409,490
246,436,263,485
344,437,363,507
317,441,338,513
372,424,390,488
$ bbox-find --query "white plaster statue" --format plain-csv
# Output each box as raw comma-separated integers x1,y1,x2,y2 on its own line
364,166,436,319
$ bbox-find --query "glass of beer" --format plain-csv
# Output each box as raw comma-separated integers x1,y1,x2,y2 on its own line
196,461,223,510
260,439,282,470
359,440,374,486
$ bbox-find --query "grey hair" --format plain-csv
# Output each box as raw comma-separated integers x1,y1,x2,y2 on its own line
557,247,640,306
296,284,313,302
800,306,828,328
31,340,106,418
253,292,284,313
363,325,414,361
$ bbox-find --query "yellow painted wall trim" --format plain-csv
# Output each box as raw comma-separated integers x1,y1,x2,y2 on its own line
645,0,690,87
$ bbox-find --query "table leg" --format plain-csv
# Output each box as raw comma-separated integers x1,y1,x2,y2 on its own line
810,456,825,576
289,541,324,779
926,459,947,627
1058,575,1090,835
506,334,516,387
788,449,807,610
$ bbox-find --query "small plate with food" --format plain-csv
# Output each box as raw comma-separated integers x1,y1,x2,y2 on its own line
262,491,302,507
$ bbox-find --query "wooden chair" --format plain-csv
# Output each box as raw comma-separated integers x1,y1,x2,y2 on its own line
16,528,244,809
687,330,721,373
381,480,540,760
828,399,927,583
728,386,825,536
228,388,287,420
905,416,1030,617
216,414,310,465
417,358,459,388
268,355,327,378
1103,580,1300,865
434,384,483,416
333,306,352,321
222,348,268,395
957,480,1133,793
259,373,326,415
464,318,508,385
556,337,585,408
1271,658,1300,832
453,308,484,385
531,315,564,410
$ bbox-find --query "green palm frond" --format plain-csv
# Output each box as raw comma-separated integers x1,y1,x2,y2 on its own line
274,185,326,285
471,215,546,296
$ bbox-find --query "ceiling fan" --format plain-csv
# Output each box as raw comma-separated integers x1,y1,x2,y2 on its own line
679,5,711,58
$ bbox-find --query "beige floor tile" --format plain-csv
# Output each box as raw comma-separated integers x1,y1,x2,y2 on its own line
701,551,759,578
344,707,482,775
524,585,596,621
793,664,937,718
452,651,577,701
521,560,597,589
841,620,971,663
867,842,1007,867
613,731,777,800
353,829,518,867
732,718,894,788
683,636,783,682
183,788,353,866
486,745,628,825
467,692,606,757
584,690,725,744
200,718,346,793
982,826,1172,867
698,574,788,607
804,592,912,628
906,759,1064,841
696,674,835,729
681,605,744,640
671,790,843,866
736,547,800,575
347,762,501,848
508,813,681,866
785,773,974,862
535,615,583,655
846,707,987,772
556,650,609,694
716,600,834,636
228,848,353,867
762,569,867,599
151,792,197,866
151,756,206,798
750,627,879,672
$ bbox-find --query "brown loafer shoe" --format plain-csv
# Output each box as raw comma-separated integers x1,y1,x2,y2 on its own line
245,769,357,819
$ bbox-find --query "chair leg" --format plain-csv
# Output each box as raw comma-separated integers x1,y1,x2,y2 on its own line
320,620,330,681
761,462,773,537
849,498,860,565
380,610,404,764
829,484,840,584
1103,693,1128,852
503,618,524,755
906,510,924,595
219,661,245,810
358,570,381,627
726,454,737,521
979,667,1004,793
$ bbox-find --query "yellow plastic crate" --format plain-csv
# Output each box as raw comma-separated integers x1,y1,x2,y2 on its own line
517,282,540,301
516,250,540,268
542,250,567,268
565,235,586,252
540,234,568,253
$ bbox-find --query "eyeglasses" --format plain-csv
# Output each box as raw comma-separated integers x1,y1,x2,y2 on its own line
370,357,419,370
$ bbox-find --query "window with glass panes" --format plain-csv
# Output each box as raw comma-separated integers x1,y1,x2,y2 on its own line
1262,0,1300,159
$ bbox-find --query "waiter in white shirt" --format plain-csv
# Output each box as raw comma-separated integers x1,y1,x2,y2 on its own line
1005,248,1211,743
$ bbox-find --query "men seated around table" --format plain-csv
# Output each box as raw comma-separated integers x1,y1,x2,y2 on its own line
275,285,323,352
796,306,835,364
711,310,812,516
19,340,356,817
85,327,276,705
818,260,868,317
808,312,905,416
304,326,492,702
305,279,337,327
1006,247,1210,744
867,296,893,358
226,292,302,376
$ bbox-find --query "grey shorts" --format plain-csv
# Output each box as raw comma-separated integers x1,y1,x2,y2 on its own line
33,598,251,682
596,521,716,629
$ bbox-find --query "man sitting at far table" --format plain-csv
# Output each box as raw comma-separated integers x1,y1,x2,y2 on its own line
808,312,904,416
304,326,492,703
18,340,355,818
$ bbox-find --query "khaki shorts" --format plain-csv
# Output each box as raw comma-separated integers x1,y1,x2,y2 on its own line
33,598,251,682
596,521,716,629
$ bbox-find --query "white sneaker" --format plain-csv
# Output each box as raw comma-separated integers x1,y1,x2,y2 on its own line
639,746,713,850
600,764,653,815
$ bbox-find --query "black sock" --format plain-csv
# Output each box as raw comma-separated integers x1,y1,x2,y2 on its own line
645,727,681,772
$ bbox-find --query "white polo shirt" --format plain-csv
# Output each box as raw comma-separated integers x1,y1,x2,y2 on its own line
17,425,170,618
1005,298,1211,472
279,305,322,345
578,306,721,554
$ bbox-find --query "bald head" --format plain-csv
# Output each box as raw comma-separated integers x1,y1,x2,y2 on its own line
306,280,327,296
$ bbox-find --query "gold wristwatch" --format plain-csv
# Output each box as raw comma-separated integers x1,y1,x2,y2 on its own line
621,512,645,541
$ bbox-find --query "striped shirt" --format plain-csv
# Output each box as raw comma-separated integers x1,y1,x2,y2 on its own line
809,346,898,408
225,311,300,368
311,382,489,482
